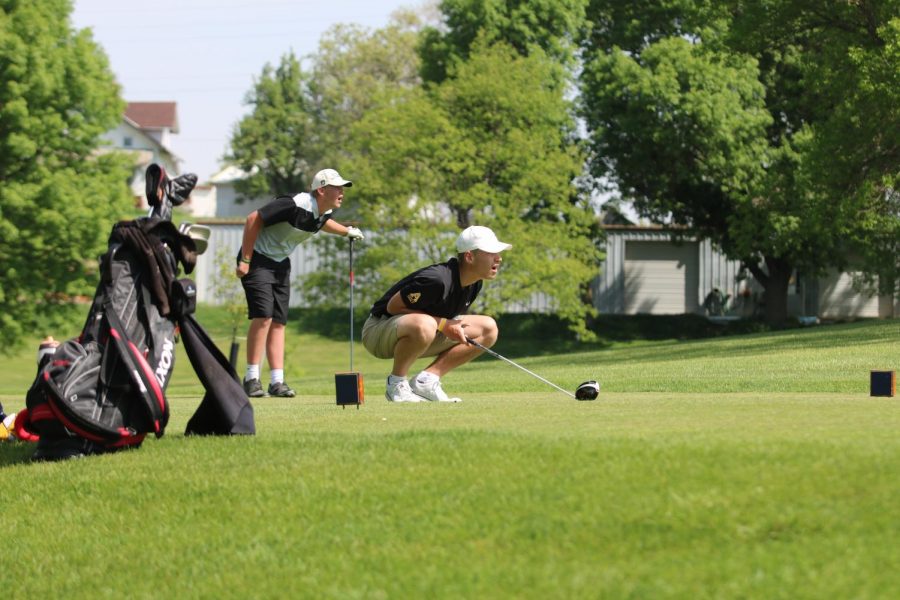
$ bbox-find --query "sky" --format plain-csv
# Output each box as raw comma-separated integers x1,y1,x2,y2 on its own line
71,0,419,183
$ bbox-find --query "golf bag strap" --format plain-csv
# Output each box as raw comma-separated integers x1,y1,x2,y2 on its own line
13,408,40,442
102,301,169,437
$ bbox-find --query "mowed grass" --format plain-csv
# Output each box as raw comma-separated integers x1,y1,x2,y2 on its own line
1,313,898,598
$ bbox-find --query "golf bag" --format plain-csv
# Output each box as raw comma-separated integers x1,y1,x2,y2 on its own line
19,164,254,460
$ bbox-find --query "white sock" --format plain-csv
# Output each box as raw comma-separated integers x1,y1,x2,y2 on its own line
245,364,260,382
416,371,439,385
387,374,406,386
270,369,284,384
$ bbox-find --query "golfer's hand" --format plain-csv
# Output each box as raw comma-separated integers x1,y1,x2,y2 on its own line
346,226,364,241
443,319,467,344
235,262,249,278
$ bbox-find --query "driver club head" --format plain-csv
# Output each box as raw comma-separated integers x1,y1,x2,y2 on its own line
575,380,600,401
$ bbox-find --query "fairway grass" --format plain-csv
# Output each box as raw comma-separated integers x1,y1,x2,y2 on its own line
1,318,898,597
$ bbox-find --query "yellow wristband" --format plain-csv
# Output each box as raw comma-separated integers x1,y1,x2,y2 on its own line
240,256,251,264
437,318,447,332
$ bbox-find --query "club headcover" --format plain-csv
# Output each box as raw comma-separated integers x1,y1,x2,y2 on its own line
145,163,169,208
575,380,600,401
168,173,198,206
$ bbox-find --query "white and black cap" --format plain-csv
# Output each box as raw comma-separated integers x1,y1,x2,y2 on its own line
310,168,352,191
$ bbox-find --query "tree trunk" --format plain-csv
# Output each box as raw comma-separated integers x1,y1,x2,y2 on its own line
763,257,793,324
746,256,794,324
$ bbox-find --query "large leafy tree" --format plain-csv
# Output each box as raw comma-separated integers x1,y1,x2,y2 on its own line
0,0,131,352
580,0,900,322
227,10,425,200
853,18,900,297
227,52,318,200
229,5,600,336
419,0,588,83
231,12,428,310
342,41,599,337
310,10,426,149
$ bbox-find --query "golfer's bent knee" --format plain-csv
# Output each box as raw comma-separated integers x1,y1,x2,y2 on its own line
480,317,499,347
399,314,437,344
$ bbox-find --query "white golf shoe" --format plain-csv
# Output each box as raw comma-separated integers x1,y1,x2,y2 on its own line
411,377,462,403
385,378,422,403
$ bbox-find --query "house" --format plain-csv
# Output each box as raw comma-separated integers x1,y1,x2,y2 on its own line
596,226,897,319
172,165,272,218
203,165,272,218
103,101,181,209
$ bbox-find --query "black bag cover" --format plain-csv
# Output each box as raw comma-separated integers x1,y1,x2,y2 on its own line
169,173,198,205
145,163,169,209
182,314,255,436
146,164,198,221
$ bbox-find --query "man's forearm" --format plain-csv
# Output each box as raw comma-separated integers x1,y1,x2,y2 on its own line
241,212,262,260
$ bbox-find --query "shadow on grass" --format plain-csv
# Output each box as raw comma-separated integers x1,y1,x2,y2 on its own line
0,442,36,468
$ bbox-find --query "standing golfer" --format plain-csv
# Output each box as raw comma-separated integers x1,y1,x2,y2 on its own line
362,225,511,403
236,168,363,398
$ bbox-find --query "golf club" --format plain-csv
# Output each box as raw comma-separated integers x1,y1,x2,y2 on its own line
466,337,600,400
335,237,364,407
349,236,355,370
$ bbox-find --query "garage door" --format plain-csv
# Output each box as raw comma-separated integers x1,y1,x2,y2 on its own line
624,241,700,314
818,270,880,318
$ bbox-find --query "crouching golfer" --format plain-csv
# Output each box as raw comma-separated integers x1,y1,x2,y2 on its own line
236,168,364,398
362,226,511,403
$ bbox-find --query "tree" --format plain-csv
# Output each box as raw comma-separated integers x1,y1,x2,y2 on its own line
228,6,601,336
579,0,900,323
835,13,900,300
0,0,131,352
310,9,426,147
226,52,318,200
227,9,426,198
209,247,246,343
262,11,432,312
419,0,588,83
343,41,600,337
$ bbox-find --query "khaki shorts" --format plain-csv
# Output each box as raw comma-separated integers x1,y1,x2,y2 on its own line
362,314,459,360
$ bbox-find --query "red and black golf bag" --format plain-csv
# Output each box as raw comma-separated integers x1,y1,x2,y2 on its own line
18,164,255,460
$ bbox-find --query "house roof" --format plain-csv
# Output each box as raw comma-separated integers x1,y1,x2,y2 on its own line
125,102,179,133
208,164,260,184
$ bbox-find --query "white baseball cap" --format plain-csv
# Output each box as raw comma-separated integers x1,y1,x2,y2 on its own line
310,168,353,191
456,226,512,253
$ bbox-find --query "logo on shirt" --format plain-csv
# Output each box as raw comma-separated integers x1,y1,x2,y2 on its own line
406,292,421,304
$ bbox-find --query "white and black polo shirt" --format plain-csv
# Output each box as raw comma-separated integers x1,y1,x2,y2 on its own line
370,258,483,318
253,193,332,262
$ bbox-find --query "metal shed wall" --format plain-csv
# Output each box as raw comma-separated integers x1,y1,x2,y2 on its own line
819,270,882,318
596,230,756,316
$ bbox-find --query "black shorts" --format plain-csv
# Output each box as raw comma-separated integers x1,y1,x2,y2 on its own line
239,251,291,325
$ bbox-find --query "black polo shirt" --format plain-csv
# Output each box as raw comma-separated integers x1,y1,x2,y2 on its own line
370,258,482,318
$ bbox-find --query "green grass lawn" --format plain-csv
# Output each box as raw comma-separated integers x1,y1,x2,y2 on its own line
1,311,898,598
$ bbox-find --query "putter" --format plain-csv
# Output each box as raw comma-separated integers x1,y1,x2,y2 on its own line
466,337,600,400
335,237,364,408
